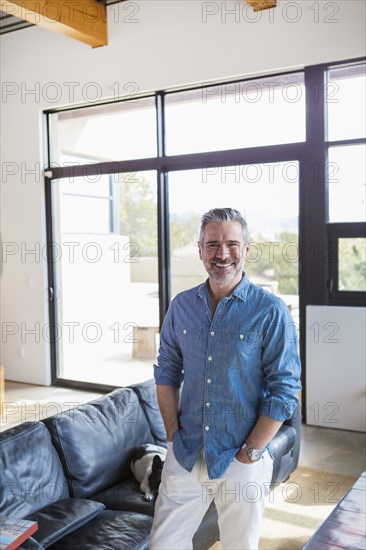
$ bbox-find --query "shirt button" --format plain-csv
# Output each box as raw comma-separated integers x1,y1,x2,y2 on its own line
240,334,244,340
207,379,212,384
205,426,210,431
183,329,187,334
210,331,215,336
208,356,212,361
206,402,210,408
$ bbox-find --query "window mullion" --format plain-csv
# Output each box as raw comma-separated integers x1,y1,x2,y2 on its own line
156,92,171,325
302,65,328,305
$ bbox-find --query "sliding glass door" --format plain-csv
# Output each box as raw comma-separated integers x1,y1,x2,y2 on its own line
51,170,159,386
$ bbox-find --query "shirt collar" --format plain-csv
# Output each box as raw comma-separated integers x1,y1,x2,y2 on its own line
196,272,249,302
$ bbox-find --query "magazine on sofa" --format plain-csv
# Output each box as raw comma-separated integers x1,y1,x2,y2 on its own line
0,516,38,550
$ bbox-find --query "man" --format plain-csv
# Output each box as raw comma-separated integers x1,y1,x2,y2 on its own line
151,208,301,550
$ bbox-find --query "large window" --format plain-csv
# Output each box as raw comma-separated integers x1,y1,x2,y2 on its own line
45,60,365,390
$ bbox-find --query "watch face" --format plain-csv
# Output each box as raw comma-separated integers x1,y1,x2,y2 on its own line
248,448,262,461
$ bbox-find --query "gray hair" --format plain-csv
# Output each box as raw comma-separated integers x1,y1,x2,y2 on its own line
199,208,248,243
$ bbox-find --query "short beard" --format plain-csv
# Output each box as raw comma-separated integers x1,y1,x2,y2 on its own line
206,259,244,285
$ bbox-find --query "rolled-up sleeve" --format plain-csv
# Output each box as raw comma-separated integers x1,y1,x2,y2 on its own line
259,301,302,421
154,300,184,388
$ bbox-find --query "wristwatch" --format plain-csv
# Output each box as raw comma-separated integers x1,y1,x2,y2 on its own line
241,443,263,462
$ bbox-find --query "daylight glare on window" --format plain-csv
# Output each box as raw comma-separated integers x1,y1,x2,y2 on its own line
165,74,305,155
327,64,366,142
328,144,366,223
51,98,157,166
53,171,159,386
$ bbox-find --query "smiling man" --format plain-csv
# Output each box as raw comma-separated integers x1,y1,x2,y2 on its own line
151,207,301,550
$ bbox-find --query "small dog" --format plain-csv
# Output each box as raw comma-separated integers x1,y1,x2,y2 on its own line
130,443,167,501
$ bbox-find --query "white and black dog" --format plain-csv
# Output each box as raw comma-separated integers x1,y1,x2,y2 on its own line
130,444,167,501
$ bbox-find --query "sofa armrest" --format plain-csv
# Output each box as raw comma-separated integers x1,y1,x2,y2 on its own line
27,499,105,548
18,538,44,550
283,402,302,469
268,424,296,460
0,422,69,518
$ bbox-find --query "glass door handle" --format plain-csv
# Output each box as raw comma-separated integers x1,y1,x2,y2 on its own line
48,286,54,302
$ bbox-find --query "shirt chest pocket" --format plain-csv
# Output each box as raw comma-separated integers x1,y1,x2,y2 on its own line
221,324,262,368
176,326,203,355
221,324,262,344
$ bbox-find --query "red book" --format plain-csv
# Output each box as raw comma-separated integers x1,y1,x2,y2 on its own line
0,516,38,550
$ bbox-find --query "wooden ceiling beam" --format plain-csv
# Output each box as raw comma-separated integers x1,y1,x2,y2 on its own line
0,0,107,47
246,0,277,11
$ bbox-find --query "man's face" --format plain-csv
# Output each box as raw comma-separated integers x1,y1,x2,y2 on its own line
198,221,249,286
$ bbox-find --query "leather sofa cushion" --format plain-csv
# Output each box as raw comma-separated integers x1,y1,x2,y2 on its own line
130,379,167,444
0,422,69,517
48,510,152,550
43,388,154,498
92,481,220,550
27,499,105,548
91,477,155,515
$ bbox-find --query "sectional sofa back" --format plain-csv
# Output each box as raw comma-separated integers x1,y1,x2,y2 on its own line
43,387,155,498
0,422,70,517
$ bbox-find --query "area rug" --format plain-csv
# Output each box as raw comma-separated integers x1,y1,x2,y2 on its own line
210,466,357,550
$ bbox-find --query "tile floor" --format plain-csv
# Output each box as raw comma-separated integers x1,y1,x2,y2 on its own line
1,381,366,477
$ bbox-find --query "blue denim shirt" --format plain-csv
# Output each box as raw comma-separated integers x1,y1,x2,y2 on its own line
154,273,301,480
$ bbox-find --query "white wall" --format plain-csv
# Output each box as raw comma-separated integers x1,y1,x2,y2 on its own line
306,306,366,432
1,1,365,384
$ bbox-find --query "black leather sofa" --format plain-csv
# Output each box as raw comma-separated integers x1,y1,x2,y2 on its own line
0,379,301,549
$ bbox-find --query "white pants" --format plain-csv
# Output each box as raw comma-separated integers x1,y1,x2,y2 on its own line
150,442,273,550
